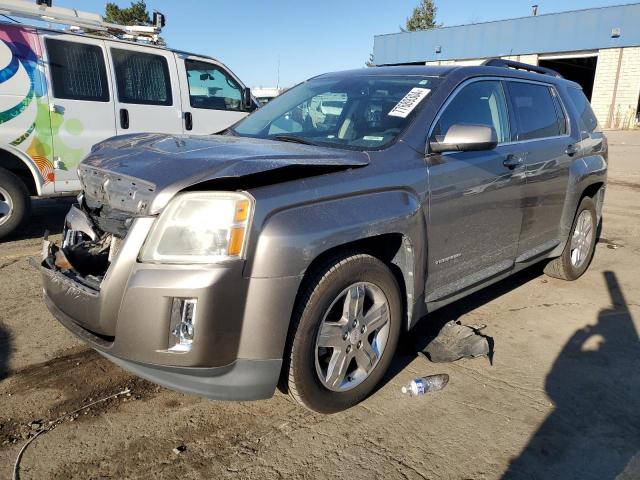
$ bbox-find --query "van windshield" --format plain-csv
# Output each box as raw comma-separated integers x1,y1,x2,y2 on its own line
232,75,440,150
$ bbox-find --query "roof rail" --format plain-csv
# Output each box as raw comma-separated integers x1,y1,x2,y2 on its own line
482,58,563,78
0,0,165,45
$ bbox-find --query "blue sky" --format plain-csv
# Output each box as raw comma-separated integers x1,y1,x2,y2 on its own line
30,1,629,88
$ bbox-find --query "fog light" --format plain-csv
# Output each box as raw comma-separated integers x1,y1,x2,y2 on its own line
169,298,197,352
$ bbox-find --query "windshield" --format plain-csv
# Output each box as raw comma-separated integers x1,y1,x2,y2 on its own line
233,75,440,150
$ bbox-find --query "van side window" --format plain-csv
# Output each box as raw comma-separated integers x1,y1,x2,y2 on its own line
185,60,242,111
111,49,172,106
508,82,562,140
566,87,600,134
46,39,109,102
430,80,510,144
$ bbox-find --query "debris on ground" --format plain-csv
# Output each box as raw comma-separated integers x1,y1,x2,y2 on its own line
172,444,187,455
12,388,131,480
28,420,42,431
420,320,493,364
401,374,449,396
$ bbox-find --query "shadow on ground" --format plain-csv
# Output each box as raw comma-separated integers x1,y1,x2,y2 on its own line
2,196,74,243
0,323,11,381
503,271,640,479
378,263,546,390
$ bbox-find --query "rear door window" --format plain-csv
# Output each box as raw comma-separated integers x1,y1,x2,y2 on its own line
111,48,172,106
430,80,511,144
566,87,600,134
46,39,109,102
508,82,564,140
185,60,242,111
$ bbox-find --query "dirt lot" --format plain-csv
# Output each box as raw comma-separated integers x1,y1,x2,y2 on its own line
0,132,639,480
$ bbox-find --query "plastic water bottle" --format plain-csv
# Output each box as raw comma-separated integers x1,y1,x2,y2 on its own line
401,374,449,396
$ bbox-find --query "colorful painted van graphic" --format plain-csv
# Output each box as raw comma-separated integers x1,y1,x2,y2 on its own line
0,22,256,239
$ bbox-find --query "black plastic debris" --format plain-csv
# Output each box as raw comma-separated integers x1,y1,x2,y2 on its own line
172,444,187,455
419,320,493,364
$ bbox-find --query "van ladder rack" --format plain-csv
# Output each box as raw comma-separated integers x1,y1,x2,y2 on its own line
482,58,563,79
0,0,165,45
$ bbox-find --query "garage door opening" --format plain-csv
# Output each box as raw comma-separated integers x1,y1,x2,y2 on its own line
539,56,598,100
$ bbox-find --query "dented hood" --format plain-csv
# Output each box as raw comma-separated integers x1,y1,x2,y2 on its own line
79,133,369,215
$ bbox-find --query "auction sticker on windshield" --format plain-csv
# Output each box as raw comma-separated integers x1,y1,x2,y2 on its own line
388,88,431,118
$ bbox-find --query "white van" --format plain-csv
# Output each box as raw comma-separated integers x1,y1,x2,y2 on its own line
0,3,256,239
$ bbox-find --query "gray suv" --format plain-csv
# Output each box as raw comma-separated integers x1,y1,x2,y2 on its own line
40,60,607,413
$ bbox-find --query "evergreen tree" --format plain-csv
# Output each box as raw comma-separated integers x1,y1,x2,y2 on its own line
104,1,151,25
404,0,439,31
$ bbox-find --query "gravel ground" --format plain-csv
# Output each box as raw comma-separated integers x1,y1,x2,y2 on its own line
0,131,638,480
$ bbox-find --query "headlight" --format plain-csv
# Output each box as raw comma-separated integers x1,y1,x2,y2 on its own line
139,192,253,264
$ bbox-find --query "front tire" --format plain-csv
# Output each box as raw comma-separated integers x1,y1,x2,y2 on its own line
284,253,402,413
0,168,31,241
544,196,597,281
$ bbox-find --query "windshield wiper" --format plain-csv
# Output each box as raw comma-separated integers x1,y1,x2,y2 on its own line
272,134,317,146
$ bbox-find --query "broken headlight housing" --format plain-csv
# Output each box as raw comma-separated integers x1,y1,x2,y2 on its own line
139,192,253,264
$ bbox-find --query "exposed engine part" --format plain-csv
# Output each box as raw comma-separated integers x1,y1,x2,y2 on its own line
45,202,134,288
64,204,98,241
63,234,112,277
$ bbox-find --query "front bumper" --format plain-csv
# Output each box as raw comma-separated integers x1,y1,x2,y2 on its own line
45,289,281,400
41,213,302,401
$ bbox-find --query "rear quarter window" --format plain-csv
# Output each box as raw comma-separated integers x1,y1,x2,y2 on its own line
566,87,600,134
508,82,563,141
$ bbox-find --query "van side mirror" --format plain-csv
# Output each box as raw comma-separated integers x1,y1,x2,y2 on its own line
243,87,254,111
430,124,498,153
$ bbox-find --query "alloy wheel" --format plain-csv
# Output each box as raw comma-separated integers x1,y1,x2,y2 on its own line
570,209,594,268
0,186,14,227
314,282,390,392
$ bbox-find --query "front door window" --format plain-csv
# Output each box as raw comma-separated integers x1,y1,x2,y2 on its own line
430,80,510,145
185,60,242,111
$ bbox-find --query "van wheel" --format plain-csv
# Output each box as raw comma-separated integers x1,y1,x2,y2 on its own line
544,196,597,281
0,168,31,240
284,253,401,413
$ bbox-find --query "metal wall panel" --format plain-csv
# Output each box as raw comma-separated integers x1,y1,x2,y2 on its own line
374,4,640,65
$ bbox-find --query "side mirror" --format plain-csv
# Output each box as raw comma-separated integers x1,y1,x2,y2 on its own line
430,124,498,154
243,87,255,111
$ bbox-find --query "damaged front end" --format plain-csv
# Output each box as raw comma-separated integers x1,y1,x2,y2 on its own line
42,196,134,291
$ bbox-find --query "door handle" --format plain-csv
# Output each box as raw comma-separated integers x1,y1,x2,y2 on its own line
184,111,193,131
565,144,579,156
503,154,524,169
119,108,129,129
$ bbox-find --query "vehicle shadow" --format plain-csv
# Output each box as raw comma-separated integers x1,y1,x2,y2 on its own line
502,271,640,479
378,263,547,389
4,196,75,242
0,323,11,381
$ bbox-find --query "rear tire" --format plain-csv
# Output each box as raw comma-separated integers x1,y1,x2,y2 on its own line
544,196,597,281
0,167,31,241
284,253,402,413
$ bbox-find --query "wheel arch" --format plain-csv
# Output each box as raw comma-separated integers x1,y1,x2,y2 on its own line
556,156,607,250
248,190,428,330
0,145,44,196
294,233,418,330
